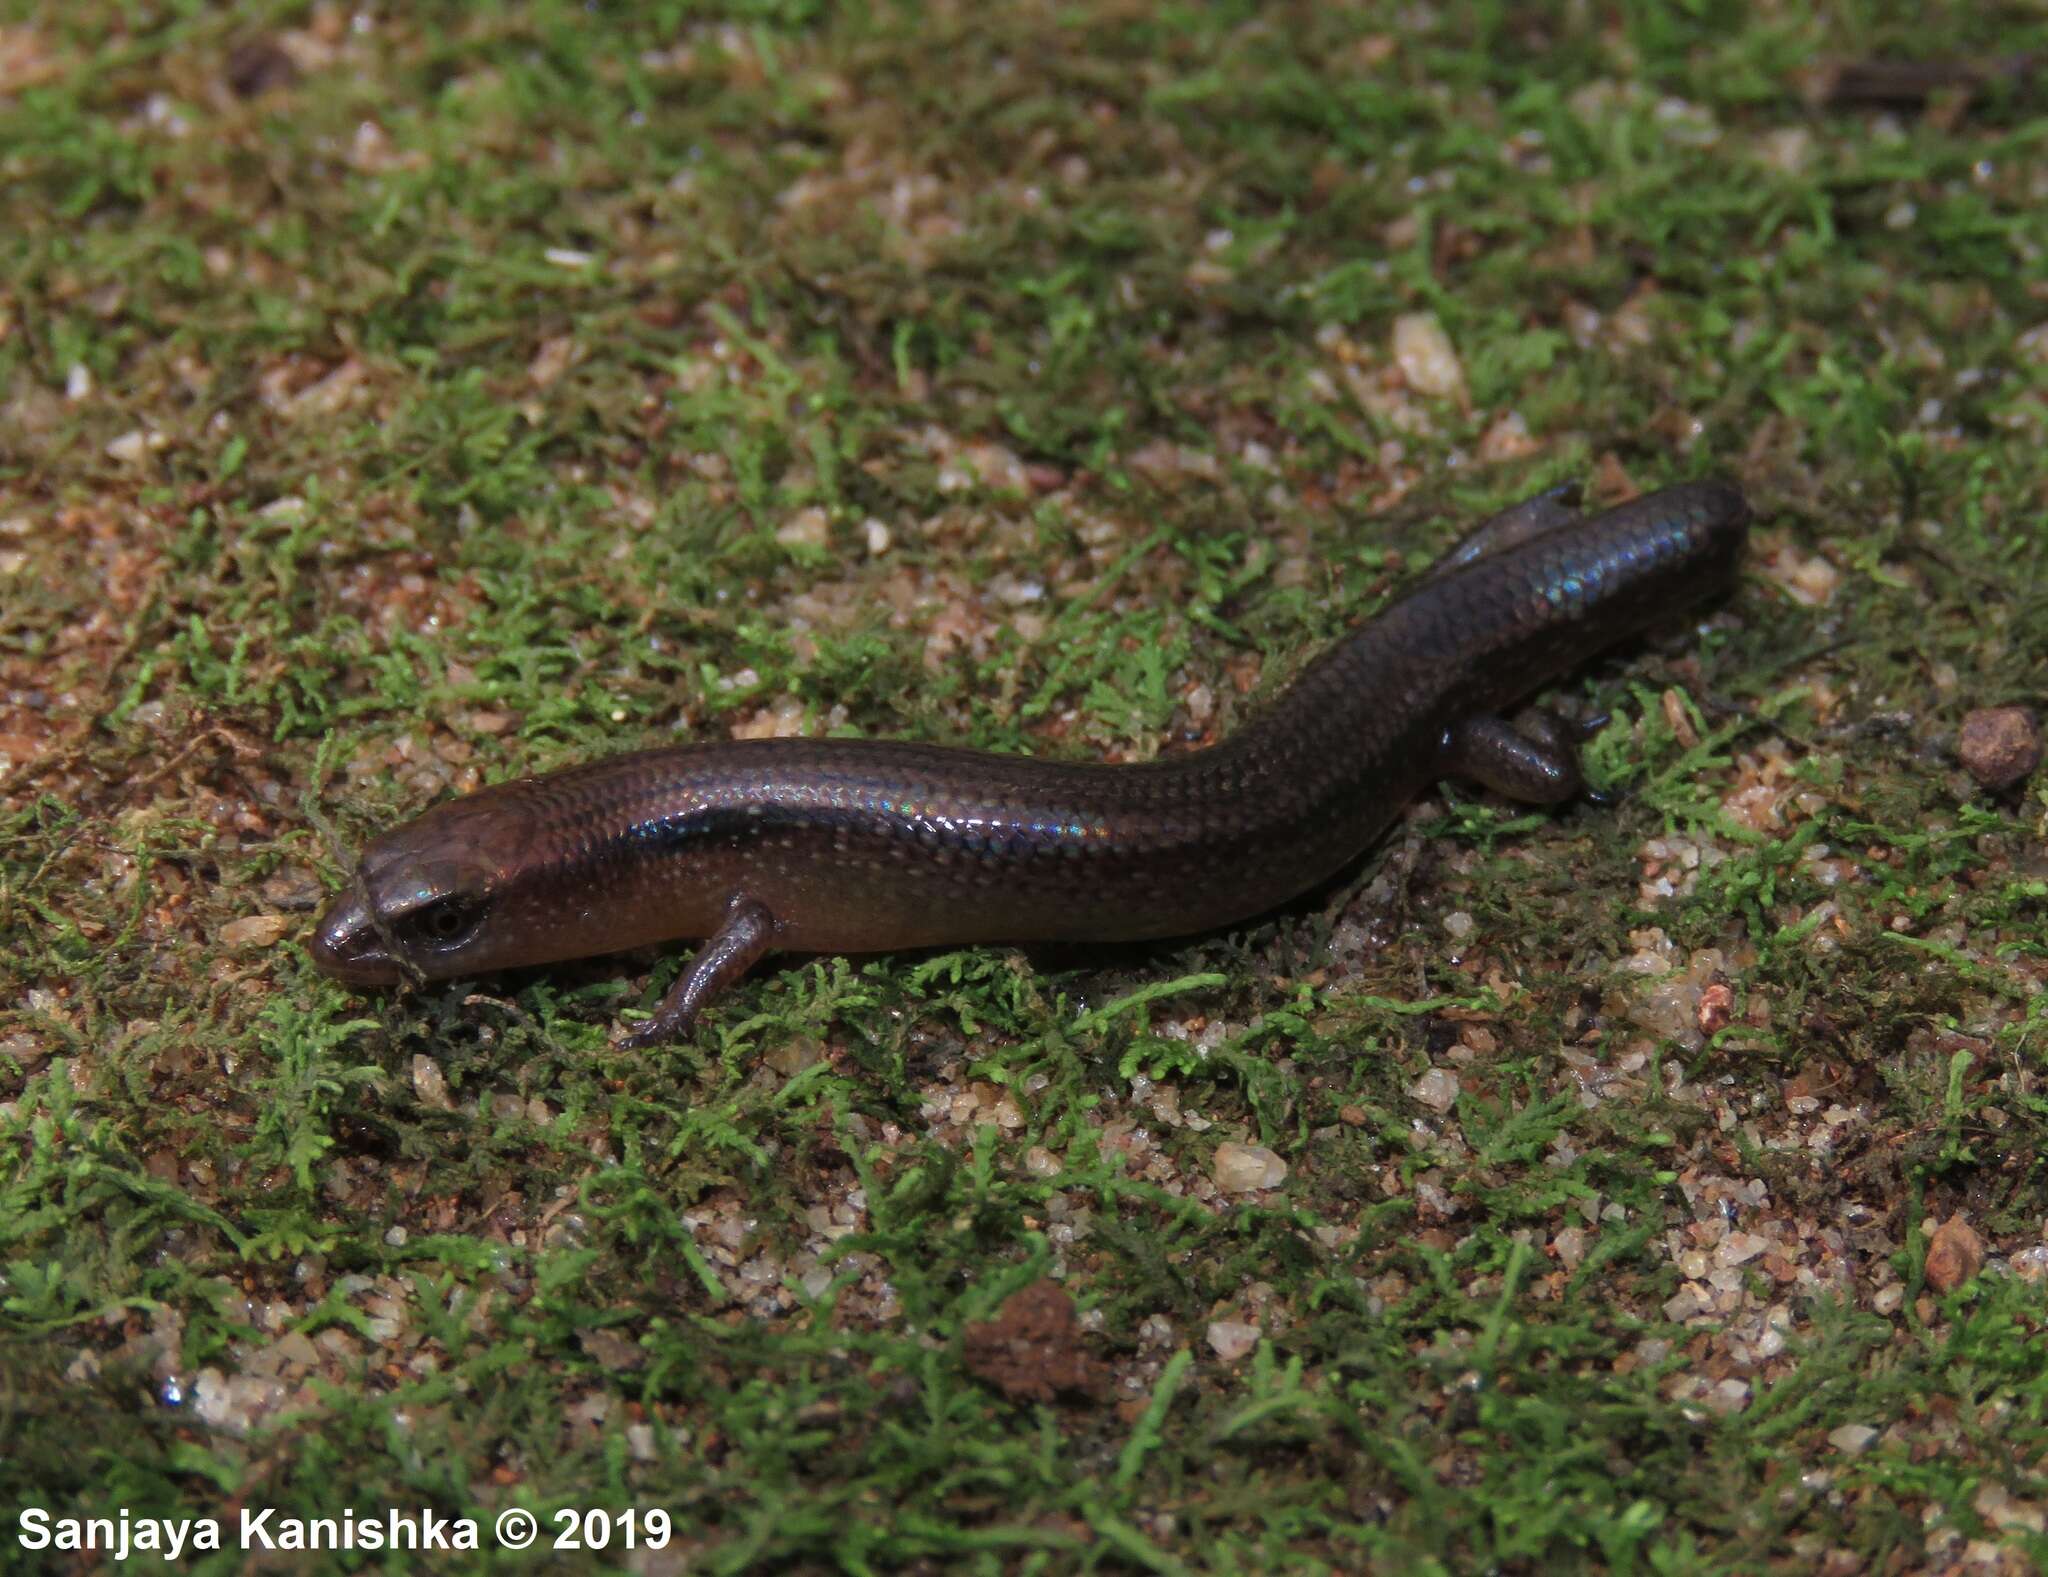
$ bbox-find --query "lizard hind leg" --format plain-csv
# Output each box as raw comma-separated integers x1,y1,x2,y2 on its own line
1439,712,1589,805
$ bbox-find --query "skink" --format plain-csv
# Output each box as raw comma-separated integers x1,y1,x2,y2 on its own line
310,479,1751,1046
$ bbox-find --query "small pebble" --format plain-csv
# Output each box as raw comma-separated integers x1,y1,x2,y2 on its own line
106,429,156,464
1212,1142,1288,1192
1408,1068,1460,1112
1924,1215,1985,1292
411,1056,454,1111
776,507,830,550
1391,312,1465,399
1957,706,2040,790
220,914,289,948
259,868,325,911
1206,1319,1261,1360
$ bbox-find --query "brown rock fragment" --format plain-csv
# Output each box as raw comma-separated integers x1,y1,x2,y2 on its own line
1957,706,2040,791
961,1280,1108,1403
1696,980,1734,1039
1924,1216,1985,1293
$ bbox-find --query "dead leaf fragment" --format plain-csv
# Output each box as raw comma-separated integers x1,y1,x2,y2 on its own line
961,1280,1108,1403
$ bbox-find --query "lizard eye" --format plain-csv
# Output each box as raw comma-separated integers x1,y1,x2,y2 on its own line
400,895,483,952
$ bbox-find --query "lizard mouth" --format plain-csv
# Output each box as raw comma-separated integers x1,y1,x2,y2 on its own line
306,891,403,985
